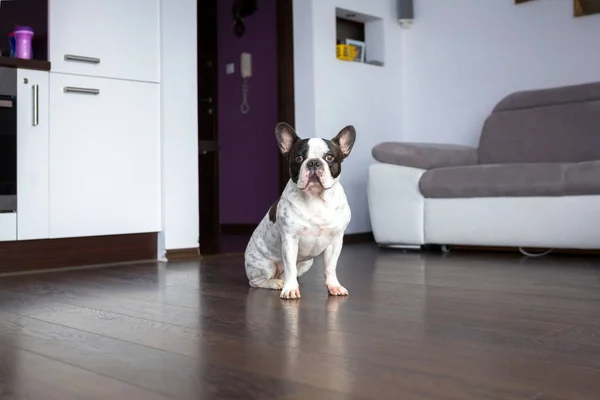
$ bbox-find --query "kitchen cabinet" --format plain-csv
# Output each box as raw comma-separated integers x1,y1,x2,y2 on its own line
17,68,50,240
0,213,16,241
48,72,161,239
49,0,160,83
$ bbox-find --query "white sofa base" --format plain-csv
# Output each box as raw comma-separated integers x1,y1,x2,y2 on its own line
368,164,425,246
368,164,600,250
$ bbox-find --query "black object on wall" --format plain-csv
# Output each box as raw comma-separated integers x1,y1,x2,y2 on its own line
232,0,258,37
397,0,414,27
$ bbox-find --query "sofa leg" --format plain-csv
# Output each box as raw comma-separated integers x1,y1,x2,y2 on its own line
436,245,553,257
377,243,422,251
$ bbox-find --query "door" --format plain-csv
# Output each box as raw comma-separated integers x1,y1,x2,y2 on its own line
197,0,220,255
17,69,50,240
196,0,295,255
49,73,161,238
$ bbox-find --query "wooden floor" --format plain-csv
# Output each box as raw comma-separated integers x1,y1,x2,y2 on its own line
0,243,599,399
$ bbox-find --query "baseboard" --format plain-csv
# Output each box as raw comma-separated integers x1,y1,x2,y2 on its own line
344,232,375,244
190,231,375,260
221,223,375,245
221,224,257,235
0,233,157,274
165,247,200,260
219,227,374,243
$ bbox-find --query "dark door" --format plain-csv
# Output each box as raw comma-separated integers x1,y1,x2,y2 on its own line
197,0,220,255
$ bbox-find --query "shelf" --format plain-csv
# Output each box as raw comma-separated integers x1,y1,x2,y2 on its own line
336,58,384,68
0,56,51,71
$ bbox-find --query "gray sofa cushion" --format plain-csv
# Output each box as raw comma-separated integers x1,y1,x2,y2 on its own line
565,160,600,196
493,81,600,113
479,102,600,165
479,81,600,165
372,142,477,170
419,161,600,198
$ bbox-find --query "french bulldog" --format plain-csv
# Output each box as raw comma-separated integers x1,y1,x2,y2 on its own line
244,122,356,299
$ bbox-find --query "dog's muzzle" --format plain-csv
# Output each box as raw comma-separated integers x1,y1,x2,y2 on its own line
306,158,323,174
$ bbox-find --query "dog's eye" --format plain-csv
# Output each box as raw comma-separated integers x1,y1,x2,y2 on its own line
295,155,304,163
325,154,335,162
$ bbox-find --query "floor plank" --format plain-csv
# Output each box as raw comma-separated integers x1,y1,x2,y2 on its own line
0,309,339,399
0,342,172,400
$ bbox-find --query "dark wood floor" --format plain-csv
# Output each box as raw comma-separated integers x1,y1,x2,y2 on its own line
0,243,599,399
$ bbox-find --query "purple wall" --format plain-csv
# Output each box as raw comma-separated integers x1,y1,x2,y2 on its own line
218,0,279,225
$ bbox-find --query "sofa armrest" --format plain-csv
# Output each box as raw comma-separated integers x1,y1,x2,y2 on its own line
372,142,478,170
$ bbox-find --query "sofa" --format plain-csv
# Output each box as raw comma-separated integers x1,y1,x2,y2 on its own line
367,81,600,252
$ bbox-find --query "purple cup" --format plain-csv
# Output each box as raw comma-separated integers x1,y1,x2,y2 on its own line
14,26,34,59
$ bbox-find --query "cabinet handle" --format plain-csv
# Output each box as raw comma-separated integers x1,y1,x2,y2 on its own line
63,87,100,95
64,54,100,64
32,84,39,126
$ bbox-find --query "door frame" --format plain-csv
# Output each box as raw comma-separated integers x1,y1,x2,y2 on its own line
276,0,295,192
197,0,295,255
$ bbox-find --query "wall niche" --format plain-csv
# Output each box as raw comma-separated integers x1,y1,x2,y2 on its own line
335,7,384,67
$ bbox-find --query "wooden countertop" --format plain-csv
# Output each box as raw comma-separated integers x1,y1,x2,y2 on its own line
0,56,51,71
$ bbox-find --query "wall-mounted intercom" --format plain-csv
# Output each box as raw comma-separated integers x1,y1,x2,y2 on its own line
240,52,252,114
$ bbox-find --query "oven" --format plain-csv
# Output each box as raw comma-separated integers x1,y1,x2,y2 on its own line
0,67,17,213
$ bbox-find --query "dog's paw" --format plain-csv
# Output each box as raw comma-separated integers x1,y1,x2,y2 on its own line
249,278,284,290
280,285,301,299
265,279,284,290
327,284,349,296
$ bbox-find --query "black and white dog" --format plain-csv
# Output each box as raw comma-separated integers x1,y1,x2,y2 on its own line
244,122,356,299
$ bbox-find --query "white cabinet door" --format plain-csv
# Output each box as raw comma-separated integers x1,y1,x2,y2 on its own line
49,0,160,83
0,213,17,241
49,73,161,239
17,69,50,241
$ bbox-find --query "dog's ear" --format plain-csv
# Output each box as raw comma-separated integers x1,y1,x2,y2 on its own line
332,125,356,159
275,122,299,156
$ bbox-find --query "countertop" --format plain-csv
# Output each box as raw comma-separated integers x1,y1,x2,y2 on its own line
0,56,51,71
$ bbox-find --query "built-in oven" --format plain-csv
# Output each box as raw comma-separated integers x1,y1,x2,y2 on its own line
0,67,17,213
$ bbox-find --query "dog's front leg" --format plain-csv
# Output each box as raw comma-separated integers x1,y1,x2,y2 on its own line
280,234,301,299
324,235,348,296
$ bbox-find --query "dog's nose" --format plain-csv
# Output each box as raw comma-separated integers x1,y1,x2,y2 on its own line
307,159,321,171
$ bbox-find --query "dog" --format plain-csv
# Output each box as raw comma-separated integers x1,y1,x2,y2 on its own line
244,122,356,299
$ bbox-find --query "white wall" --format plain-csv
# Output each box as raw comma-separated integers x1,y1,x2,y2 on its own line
292,0,317,137
294,0,404,234
159,0,199,252
403,0,600,145
159,0,600,245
